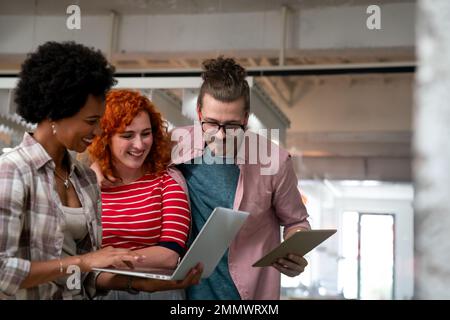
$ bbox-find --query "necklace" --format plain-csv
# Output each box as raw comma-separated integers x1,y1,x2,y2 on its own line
54,169,70,189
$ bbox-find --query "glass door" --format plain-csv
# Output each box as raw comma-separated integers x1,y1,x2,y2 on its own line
339,212,395,299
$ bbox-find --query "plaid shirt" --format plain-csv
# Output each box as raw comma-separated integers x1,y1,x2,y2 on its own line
0,133,103,299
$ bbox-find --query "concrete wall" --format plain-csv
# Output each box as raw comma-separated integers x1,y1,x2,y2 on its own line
414,0,450,299
284,75,413,133
286,74,413,181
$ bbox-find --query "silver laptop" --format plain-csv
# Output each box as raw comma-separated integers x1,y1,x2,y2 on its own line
93,207,249,280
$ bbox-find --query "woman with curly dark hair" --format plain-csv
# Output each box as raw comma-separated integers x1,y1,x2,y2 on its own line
0,42,201,300
88,89,191,300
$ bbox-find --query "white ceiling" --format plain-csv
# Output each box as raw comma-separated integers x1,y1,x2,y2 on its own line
0,0,414,15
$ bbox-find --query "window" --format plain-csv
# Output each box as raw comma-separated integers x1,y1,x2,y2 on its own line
339,211,395,299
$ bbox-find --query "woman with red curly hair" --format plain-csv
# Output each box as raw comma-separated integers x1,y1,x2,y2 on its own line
89,89,191,300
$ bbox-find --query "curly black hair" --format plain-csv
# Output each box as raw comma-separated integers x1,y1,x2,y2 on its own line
15,41,116,124
197,56,250,112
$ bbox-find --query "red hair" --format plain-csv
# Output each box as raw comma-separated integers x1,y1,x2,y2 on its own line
88,89,171,178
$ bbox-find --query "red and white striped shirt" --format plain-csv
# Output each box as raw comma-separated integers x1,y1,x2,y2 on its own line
101,171,190,254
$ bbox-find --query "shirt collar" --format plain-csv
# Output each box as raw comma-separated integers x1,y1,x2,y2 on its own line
21,132,80,175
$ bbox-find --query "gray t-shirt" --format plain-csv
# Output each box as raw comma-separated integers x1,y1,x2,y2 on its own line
178,147,241,300
56,205,88,299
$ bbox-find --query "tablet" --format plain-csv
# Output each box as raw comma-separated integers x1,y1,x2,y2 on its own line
252,229,337,267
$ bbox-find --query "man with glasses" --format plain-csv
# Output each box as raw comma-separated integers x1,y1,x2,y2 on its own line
171,57,311,300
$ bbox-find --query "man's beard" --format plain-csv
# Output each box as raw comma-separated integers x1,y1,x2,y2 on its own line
204,130,245,159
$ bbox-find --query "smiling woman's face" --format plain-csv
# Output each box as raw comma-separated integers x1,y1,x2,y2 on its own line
53,94,105,153
110,110,153,175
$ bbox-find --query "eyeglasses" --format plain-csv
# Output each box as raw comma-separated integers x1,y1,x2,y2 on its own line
201,121,246,135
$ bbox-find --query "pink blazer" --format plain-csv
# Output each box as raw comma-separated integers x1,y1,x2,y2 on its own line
170,125,310,299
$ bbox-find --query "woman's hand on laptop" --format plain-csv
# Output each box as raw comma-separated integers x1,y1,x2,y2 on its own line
78,246,145,272
132,263,204,292
272,254,308,277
